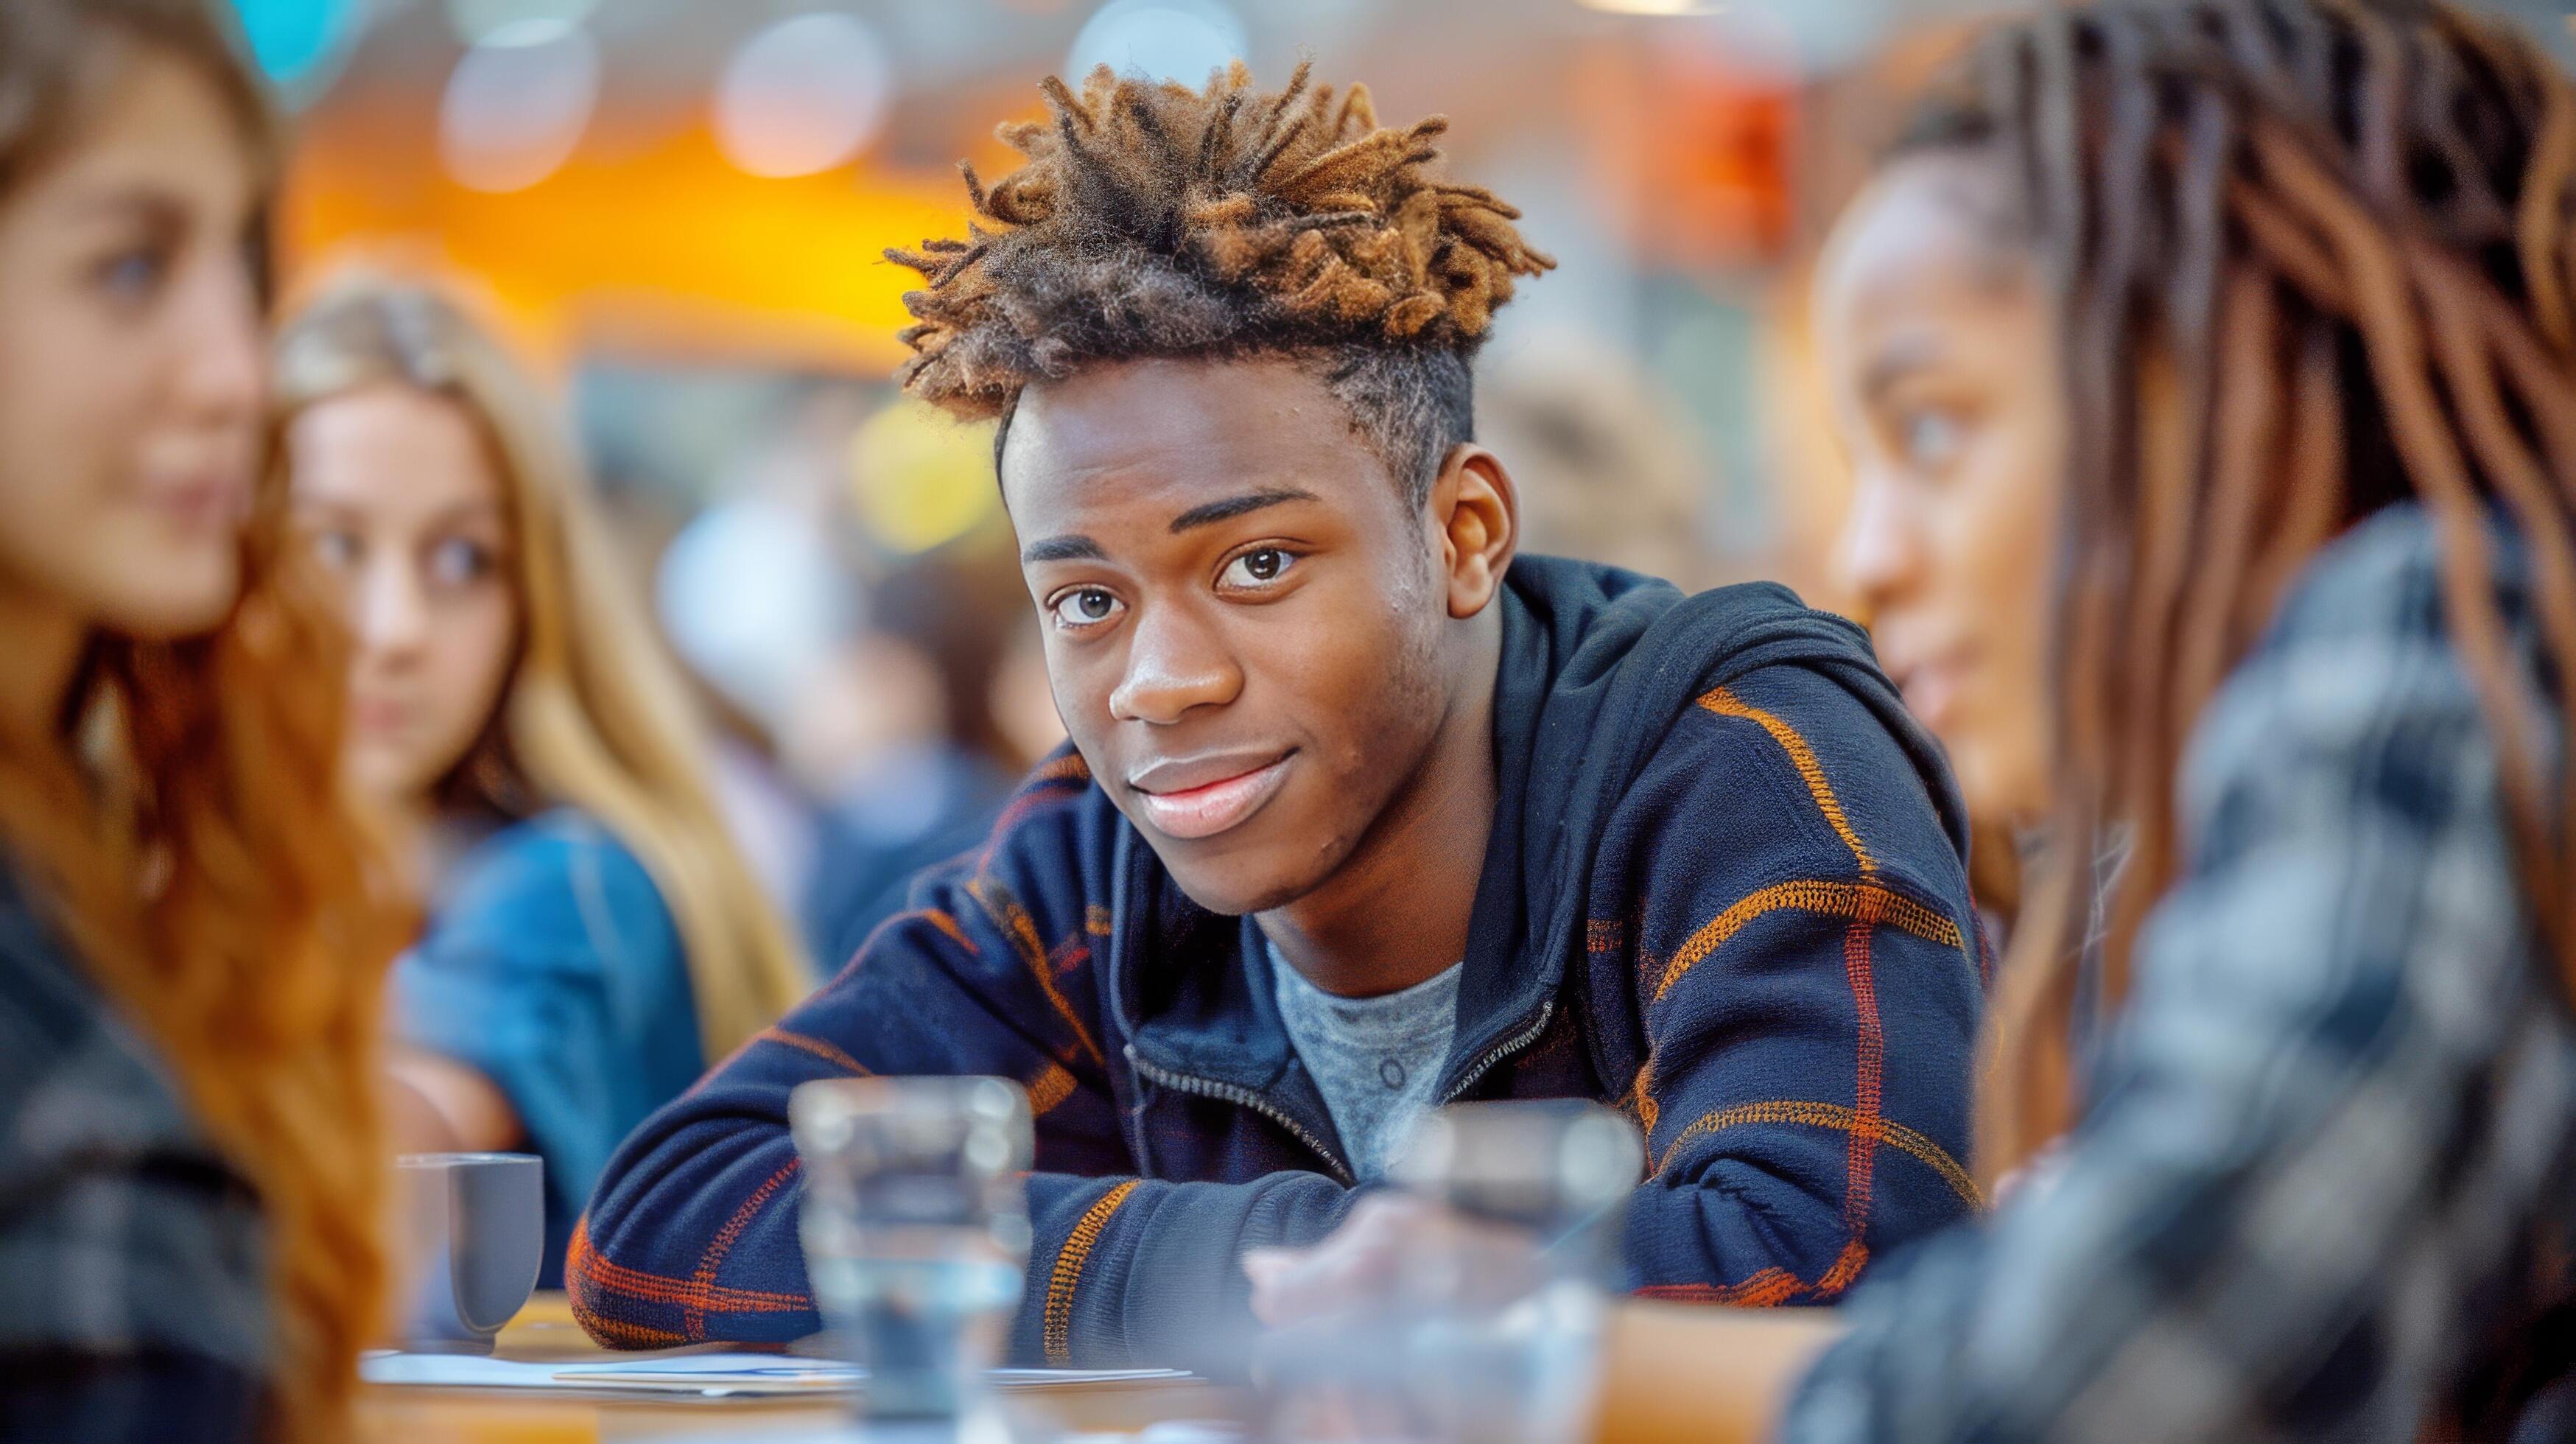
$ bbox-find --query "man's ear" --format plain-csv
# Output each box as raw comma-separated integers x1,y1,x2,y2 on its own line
1425,444,1519,620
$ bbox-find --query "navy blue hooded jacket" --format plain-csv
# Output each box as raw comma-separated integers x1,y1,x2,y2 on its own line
572,556,1984,1367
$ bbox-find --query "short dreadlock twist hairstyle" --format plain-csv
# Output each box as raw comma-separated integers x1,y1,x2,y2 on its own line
890,60,1556,502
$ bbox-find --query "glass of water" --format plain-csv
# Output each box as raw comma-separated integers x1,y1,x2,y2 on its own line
790,1076,1035,1429
1255,1099,1644,1444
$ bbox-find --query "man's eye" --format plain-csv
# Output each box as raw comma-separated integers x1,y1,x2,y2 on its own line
1047,587,1125,630
1221,548,1296,588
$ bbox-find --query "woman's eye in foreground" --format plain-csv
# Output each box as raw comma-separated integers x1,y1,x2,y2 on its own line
93,241,173,306
1897,404,1970,472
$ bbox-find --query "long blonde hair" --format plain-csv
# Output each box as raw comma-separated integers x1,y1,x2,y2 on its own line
0,5,402,1437
273,278,810,1062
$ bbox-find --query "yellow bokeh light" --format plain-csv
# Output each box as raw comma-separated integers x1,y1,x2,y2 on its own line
846,400,1001,555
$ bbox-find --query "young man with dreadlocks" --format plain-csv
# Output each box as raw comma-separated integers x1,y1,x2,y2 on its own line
572,63,1983,1366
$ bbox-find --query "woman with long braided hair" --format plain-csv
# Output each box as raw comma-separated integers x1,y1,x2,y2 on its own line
1809,10,2576,1430
1271,0,2576,1437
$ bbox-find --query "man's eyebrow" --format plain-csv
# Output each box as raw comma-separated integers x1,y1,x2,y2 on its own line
1021,533,1107,564
1169,488,1318,534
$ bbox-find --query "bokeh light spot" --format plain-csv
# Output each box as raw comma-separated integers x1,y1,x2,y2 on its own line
715,13,896,179
227,0,364,102
1066,0,1248,87
438,20,602,194
444,0,600,47
848,402,1001,557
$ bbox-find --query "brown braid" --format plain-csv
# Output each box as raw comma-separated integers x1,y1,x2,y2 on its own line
1897,0,2576,1180
889,62,1555,499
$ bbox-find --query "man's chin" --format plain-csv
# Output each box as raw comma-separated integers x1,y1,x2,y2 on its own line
1148,841,1328,919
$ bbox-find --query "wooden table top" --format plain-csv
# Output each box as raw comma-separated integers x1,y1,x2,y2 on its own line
355,1294,1236,1443
357,1295,1772,1443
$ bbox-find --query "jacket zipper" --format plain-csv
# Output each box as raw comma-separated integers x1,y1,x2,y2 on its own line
1122,997,1556,1188
1439,998,1555,1104
1124,1045,1356,1185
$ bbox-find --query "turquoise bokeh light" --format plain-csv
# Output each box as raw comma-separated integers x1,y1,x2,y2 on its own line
225,0,362,95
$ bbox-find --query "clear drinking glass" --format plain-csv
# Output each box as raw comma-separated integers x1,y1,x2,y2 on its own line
790,1076,1035,1430
1254,1099,1644,1444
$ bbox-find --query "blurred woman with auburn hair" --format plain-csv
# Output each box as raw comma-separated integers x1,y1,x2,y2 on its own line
276,278,811,1286
0,1,403,1439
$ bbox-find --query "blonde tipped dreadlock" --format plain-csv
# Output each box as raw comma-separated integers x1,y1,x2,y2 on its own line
1896,0,2576,1189
890,62,1555,500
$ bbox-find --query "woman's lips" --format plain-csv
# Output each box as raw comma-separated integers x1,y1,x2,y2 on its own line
1893,657,1968,730
351,698,410,735
1129,756,1293,841
144,471,251,534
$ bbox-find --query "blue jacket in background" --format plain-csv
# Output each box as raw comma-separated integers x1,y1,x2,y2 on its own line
395,810,703,1286
572,556,1985,1364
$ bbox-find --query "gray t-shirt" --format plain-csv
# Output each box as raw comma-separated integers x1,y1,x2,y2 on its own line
1268,942,1462,1183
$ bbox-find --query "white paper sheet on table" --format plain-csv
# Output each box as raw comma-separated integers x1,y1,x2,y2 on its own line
358,1350,1185,1397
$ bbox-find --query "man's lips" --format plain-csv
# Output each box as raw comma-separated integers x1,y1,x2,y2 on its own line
1126,750,1294,841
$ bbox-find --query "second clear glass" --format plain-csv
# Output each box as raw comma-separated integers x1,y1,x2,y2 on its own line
1254,1098,1645,1444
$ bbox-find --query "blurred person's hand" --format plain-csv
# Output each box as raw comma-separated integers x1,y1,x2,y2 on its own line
1243,1192,1546,1328
1991,1139,2070,1209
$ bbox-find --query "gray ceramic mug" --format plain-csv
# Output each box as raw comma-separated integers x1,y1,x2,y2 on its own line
399,1152,544,1352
